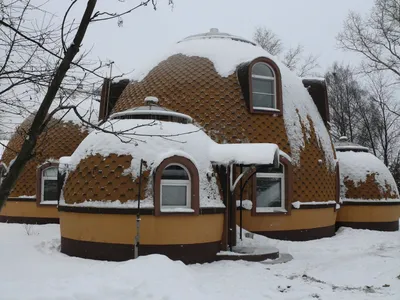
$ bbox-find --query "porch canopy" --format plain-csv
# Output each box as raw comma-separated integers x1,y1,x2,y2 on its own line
209,143,280,168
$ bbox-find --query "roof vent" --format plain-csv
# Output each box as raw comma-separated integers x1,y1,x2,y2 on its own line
144,96,159,106
339,136,348,142
210,28,219,34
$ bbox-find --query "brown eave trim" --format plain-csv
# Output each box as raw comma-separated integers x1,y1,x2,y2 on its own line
61,236,221,264
336,221,398,232
58,205,225,215
341,201,400,206
7,197,36,202
0,215,59,224
254,225,336,241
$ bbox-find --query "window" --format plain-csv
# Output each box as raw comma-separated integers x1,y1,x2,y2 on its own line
160,164,191,208
41,167,59,203
251,62,276,110
256,164,285,212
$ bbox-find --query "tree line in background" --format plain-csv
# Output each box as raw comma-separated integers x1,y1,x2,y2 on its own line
254,0,400,189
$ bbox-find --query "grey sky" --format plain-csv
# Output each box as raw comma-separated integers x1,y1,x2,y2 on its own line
95,0,375,76
1,0,376,133
45,0,375,77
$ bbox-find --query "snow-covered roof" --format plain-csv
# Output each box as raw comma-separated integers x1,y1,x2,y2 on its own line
109,97,192,123
69,119,280,171
210,143,279,166
0,140,8,160
179,28,256,46
337,150,399,199
67,119,280,207
129,29,335,169
335,136,369,152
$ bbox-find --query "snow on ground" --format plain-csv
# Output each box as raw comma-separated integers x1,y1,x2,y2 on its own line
0,222,399,300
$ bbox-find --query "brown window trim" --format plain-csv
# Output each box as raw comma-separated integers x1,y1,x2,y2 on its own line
154,156,200,216
36,162,59,207
251,156,293,216
248,57,283,115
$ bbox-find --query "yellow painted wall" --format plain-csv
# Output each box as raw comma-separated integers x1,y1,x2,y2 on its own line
1,201,58,218
236,208,337,232
337,205,400,222
60,212,224,245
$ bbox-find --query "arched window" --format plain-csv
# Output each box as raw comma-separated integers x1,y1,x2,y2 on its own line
160,164,191,208
251,62,276,110
41,166,59,202
255,163,285,212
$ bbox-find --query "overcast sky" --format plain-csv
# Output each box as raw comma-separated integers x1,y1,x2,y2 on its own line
1,0,377,133
45,0,376,78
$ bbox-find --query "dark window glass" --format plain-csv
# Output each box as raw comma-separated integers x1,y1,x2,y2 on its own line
162,165,189,180
252,63,274,77
256,178,282,208
43,180,58,201
257,164,283,173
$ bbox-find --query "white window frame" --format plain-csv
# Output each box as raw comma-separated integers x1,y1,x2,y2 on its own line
41,166,59,204
256,164,286,213
160,164,191,209
251,62,277,111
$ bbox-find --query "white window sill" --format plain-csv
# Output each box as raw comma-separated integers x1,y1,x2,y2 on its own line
39,200,58,206
160,207,194,213
253,107,280,112
256,207,287,213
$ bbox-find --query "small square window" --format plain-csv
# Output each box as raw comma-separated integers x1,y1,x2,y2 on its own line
255,163,286,213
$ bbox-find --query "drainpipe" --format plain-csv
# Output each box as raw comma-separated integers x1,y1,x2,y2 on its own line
134,159,143,259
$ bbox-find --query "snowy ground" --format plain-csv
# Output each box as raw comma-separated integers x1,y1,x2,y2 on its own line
1,222,399,300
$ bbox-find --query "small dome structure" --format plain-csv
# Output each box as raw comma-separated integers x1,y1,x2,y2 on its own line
335,137,400,231
0,104,94,224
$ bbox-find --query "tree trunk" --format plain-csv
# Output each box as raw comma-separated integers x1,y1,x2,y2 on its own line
0,0,97,209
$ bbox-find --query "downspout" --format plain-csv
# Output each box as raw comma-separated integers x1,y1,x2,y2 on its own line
134,159,143,259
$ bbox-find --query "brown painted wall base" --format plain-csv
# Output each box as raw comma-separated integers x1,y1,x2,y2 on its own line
0,215,59,224
336,221,399,232
254,225,336,241
61,236,221,264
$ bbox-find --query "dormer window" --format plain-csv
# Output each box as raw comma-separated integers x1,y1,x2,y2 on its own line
237,57,282,115
251,62,276,110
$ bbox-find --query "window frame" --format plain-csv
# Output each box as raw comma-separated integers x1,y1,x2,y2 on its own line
36,162,59,206
154,156,200,216
251,156,293,216
247,57,283,115
251,63,277,111
255,165,285,213
160,164,191,209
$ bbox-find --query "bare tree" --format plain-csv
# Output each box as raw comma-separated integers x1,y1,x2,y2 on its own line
338,0,400,81
325,63,362,141
253,27,282,56
0,0,173,209
366,72,400,166
253,26,319,77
